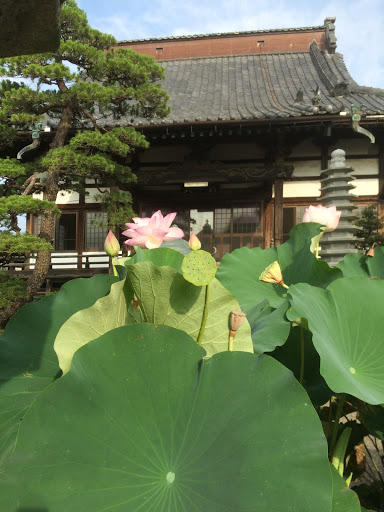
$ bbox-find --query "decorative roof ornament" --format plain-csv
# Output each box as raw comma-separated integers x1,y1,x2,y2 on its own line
324,17,337,54
332,81,351,97
295,89,304,103
308,86,333,114
351,104,375,144
311,86,322,106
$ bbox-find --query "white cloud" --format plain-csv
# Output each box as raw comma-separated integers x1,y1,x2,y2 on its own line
78,0,384,88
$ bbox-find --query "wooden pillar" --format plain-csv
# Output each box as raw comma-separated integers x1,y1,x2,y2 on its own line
321,139,329,170
77,190,85,269
274,178,284,246
263,199,274,249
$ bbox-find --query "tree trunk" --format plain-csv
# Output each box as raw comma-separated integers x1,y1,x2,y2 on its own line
0,105,73,328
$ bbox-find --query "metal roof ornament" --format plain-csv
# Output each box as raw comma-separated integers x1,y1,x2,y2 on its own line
351,104,375,144
17,122,43,160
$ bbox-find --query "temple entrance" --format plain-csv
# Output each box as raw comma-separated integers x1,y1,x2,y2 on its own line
141,205,263,259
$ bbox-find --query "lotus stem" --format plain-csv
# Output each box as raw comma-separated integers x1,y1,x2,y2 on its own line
229,334,234,351
299,326,305,385
197,282,211,345
329,394,346,459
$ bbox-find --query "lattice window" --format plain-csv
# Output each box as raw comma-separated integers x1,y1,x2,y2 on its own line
214,209,231,234
232,207,261,233
85,212,108,250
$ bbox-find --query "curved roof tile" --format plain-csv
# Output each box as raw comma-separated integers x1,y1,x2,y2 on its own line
137,43,384,126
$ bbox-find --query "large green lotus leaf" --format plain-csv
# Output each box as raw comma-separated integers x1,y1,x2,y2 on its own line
247,299,291,354
54,267,129,375
271,326,333,406
330,465,361,511
289,278,384,404
0,274,117,465
216,223,341,309
0,324,332,511
367,246,384,279
125,245,185,272
337,254,369,278
337,248,384,280
125,261,253,357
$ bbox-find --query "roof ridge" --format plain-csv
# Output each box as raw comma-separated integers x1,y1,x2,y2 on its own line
117,25,326,45
157,50,312,64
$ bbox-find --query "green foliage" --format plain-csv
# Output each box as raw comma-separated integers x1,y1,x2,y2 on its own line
93,189,135,229
0,196,58,224
2,322,332,511
0,273,117,464
2,223,384,508
0,274,28,308
0,232,51,264
354,204,384,251
0,158,28,180
0,0,169,319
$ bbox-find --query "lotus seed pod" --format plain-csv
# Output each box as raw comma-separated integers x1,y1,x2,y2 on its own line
181,250,217,286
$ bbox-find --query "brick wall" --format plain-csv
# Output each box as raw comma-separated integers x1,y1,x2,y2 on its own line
117,29,326,60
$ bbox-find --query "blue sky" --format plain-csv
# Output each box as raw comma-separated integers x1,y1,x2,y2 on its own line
76,0,384,89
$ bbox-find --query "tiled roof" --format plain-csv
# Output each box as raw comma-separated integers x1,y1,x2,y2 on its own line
131,41,384,127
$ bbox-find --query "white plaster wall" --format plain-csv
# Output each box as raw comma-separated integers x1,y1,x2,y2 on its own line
283,181,321,198
292,161,322,178
352,179,379,196
56,190,80,204
349,158,379,176
272,181,321,198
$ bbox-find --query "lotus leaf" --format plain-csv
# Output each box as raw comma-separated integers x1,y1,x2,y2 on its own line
0,324,332,512
289,277,384,404
216,223,341,310
0,274,117,465
125,261,253,357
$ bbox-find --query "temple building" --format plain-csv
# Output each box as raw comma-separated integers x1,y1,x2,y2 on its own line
29,17,384,272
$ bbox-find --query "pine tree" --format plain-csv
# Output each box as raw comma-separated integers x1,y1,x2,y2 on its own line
0,0,169,326
354,204,384,252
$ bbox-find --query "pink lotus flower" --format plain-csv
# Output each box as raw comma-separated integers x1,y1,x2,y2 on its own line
122,210,184,249
302,205,341,232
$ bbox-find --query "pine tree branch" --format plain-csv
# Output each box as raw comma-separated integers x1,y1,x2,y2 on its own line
79,106,107,132
22,175,37,196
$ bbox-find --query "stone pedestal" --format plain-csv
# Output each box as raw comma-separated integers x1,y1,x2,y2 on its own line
319,149,358,266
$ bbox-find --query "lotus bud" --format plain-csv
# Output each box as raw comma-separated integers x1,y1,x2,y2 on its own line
366,243,376,257
229,310,246,337
188,232,201,251
133,294,139,309
104,230,120,257
259,261,289,289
